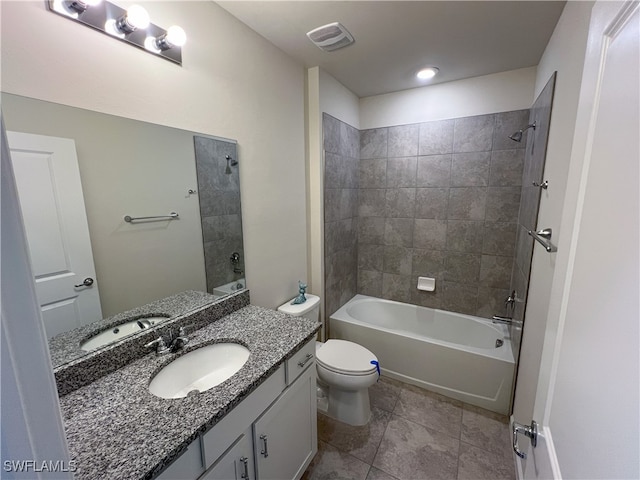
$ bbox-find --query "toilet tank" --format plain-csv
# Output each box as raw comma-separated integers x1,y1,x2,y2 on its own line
277,294,320,322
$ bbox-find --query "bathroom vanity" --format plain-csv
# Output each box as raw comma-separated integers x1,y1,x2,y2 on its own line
55,294,320,480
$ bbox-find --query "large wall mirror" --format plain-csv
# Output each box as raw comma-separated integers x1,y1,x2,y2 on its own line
2,93,246,364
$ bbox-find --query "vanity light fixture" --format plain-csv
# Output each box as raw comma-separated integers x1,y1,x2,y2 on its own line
47,0,186,65
145,25,187,53
416,67,439,80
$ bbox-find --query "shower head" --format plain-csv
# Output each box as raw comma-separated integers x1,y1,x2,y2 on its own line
509,122,536,143
224,155,238,174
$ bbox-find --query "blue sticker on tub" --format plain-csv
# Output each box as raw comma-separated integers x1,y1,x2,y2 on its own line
370,360,380,381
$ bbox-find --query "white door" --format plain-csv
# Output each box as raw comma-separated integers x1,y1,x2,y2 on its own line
7,132,102,338
515,1,639,478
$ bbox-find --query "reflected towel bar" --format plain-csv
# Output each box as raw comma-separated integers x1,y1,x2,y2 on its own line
528,228,557,253
124,212,179,223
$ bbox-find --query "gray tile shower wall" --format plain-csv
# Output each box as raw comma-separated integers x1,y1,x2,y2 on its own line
509,73,557,362
323,114,360,328
356,110,530,317
194,136,245,293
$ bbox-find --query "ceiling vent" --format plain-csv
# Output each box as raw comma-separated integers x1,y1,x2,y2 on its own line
306,22,354,52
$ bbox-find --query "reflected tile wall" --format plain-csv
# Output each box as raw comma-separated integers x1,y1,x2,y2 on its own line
356,109,529,317
194,136,244,294
323,114,360,328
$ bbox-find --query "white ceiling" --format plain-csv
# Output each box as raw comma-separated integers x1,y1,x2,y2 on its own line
216,1,566,98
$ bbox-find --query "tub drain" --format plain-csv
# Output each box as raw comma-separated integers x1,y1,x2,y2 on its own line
495,339,504,348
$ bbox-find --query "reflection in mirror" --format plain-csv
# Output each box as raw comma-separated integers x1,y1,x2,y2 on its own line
1,93,246,363
194,136,245,295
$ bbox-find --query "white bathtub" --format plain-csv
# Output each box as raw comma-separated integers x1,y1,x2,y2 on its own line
330,294,515,414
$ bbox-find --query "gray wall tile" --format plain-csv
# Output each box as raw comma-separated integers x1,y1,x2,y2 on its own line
518,186,541,230
442,282,478,315
490,149,524,186
323,113,341,154
479,255,513,289
340,121,360,159
415,188,448,219
358,270,383,297
388,124,419,157
385,188,416,218
419,119,454,156
383,246,413,275
412,249,447,278
483,222,517,256
358,217,386,244
448,187,487,221
413,219,447,249
445,252,481,284
359,244,384,271
385,218,415,247
410,287,442,309
453,114,495,153
417,155,451,187
451,152,491,187
359,189,386,217
446,221,484,253
387,157,417,187
359,158,387,188
382,273,411,303
485,187,521,222
493,109,530,151
360,128,388,159
514,225,534,278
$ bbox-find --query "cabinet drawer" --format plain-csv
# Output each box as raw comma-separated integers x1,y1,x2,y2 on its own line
286,339,315,385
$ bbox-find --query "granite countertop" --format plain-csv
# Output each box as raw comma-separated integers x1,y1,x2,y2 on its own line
49,291,221,368
58,305,320,480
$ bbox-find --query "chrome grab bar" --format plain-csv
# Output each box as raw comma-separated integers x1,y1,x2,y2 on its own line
124,212,179,223
528,228,557,253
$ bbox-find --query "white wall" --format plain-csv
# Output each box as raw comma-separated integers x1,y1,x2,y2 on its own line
511,1,593,428
0,1,307,310
359,67,537,129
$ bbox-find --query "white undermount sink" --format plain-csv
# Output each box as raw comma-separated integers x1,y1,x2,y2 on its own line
148,343,251,399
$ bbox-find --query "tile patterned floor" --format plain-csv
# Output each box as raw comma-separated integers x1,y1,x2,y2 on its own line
302,377,515,480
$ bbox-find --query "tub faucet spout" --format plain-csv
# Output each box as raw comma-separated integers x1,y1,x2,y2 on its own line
492,315,513,325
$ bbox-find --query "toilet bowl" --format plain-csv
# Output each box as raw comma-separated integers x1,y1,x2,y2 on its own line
277,294,378,426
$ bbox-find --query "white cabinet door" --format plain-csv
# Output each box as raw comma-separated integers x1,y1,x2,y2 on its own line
253,365,317,480
7,131,102,337
201,430,254,480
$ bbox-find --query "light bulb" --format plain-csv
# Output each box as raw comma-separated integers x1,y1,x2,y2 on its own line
416,67,439,80
165,26,186,47
125,5,150,30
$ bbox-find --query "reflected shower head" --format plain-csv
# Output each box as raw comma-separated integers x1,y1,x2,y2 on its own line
224,155,238,174
509,122,536,142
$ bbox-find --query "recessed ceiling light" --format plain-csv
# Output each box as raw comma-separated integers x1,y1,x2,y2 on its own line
417,67,439,80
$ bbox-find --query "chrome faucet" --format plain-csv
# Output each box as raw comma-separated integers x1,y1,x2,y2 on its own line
168,326,190,352
145,326,191,355
492,315,514,325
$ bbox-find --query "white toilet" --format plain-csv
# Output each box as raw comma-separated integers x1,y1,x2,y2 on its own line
278,294,379,426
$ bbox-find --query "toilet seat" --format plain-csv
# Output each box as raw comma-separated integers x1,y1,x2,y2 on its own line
316,339,378,376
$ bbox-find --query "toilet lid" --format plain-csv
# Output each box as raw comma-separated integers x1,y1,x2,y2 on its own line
316,339,378,375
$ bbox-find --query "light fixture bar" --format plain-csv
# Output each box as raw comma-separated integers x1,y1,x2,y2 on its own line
47,0,184,65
